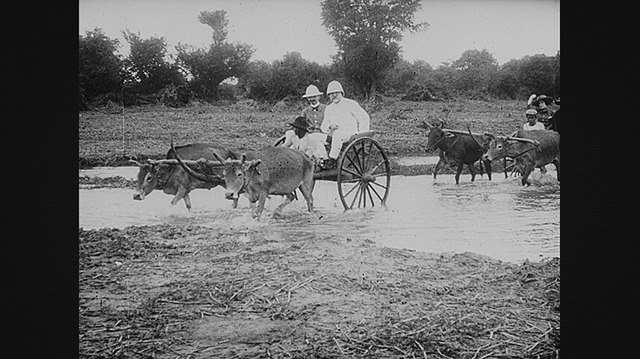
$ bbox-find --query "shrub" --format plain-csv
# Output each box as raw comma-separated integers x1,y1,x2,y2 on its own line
161,84,192,108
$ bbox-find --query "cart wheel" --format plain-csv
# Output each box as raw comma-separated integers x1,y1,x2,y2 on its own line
337,137,391,209
273,135,286,147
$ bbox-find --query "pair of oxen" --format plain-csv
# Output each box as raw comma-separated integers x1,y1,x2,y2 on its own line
131,142,314,220
417,120,560,186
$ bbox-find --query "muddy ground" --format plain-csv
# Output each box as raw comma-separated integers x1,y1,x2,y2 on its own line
79,215,559,358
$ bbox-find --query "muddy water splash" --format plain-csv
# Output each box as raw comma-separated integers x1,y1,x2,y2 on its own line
79,166,559,263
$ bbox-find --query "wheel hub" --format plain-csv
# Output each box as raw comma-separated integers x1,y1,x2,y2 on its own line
362,173,376,183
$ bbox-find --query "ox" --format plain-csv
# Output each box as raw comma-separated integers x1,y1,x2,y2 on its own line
480,129,560,186
175,146,315,220
131,143,237,210
417,121,492,184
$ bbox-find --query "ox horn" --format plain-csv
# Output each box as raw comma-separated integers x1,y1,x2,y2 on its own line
171,141,220,184
506,136,542,151
129,159,143,167
466,125,485,150
417,120,432,130
212,151,226,165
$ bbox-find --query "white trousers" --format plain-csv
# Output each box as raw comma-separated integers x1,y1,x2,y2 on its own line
328,129,354,159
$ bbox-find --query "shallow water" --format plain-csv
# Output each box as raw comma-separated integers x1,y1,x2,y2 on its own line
79,165,559,263
390,156,440,166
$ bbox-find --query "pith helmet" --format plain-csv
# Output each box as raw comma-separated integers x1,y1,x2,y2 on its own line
326,81,344,95
302,85,323,98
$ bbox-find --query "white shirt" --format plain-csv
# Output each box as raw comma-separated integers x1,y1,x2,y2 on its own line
321,97,370,136
523,122,545,131
282,130,327,159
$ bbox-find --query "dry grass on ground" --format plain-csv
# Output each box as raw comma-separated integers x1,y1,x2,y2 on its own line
79,224,559,359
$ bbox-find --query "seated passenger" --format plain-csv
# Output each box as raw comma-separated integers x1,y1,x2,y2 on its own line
523,109,545,131
282,116,328,169
321,80,370,169
532,95,555,129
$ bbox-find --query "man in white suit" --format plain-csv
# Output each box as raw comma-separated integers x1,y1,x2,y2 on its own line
321,81,370,168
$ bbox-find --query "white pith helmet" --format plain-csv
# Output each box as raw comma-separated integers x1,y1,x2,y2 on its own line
326,81,344,95
302,85,323,98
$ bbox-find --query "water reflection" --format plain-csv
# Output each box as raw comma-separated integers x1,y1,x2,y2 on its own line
79,166,559,263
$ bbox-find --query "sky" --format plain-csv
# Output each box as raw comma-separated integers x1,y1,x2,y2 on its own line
79,0,559,68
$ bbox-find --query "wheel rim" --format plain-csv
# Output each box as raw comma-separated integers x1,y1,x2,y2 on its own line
337,137,391,209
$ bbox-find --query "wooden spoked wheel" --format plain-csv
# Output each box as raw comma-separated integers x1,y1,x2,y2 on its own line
337,137,391,210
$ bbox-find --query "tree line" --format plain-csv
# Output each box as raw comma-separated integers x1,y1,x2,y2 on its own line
79,1,559,109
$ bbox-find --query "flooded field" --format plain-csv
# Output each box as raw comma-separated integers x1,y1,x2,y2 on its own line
79,164,559,264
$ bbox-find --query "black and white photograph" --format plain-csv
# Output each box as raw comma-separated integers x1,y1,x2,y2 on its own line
79,0,560,357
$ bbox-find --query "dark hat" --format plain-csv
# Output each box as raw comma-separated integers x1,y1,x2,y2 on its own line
290,116,310,131
532,95,553,106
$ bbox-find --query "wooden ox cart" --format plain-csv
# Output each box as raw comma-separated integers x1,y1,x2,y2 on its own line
275,131,391,210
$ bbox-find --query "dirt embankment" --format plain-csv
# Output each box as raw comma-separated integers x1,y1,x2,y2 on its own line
79,224,559,359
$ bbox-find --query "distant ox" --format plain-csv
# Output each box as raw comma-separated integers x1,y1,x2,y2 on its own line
131,143,237,210
480,129,560,186
418,121,492,184
175,145,315,220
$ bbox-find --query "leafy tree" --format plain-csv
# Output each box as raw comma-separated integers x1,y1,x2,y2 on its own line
122,30,184,96
79,28,123,105
271,52,332,101
239,60,273,101
198,10,228,46
239,53,332,103
517,54,556,96
321,0,427,99
176,10,254,100
491,58,524,99
451,49,498,96
385,59,442,100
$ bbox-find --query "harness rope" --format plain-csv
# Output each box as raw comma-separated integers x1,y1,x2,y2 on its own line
154,165,173,188
510,143,540,159
496,142,540,169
